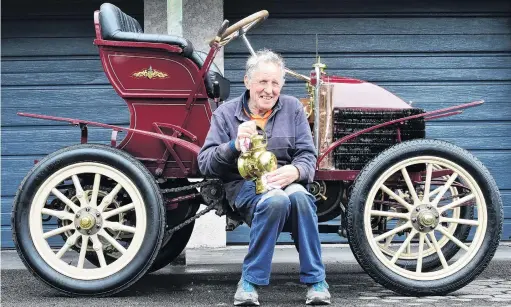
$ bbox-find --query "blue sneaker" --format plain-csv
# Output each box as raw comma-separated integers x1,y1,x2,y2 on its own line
234,278,260,306
306,280,331,305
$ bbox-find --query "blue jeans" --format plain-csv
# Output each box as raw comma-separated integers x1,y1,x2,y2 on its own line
234,180,326,286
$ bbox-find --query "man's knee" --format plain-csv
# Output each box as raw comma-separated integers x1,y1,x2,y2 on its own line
255,189,291,218
287,189,316,213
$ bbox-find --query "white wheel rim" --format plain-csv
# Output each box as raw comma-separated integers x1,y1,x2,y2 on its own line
377,164,461,260
364,156,487,280
30,162,147,280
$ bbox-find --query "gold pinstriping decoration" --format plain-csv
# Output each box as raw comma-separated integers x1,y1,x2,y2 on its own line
132,66,169,79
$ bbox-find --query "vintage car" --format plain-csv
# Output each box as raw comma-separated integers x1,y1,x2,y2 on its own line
11,2,503,297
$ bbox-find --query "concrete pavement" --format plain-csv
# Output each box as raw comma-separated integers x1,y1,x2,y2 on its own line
2,244,511,306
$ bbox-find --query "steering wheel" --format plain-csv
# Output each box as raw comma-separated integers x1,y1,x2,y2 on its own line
212,10,269,46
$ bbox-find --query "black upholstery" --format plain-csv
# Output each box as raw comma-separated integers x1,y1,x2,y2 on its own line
99,3,230,101
99,3,193,57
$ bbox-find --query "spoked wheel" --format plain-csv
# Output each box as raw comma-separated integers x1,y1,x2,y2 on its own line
375,164,474,271
347,139,502,296
12,144,165,296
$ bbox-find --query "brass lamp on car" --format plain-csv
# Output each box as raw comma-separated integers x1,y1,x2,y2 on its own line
237,132,278,194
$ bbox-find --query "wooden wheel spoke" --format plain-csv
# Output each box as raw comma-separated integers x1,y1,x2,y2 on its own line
91,234,107,268
97,184,123,212
439,194,475,213
56,232,80,259
401,168,420,205
384,234,396,248
103,221,136,234
43,224,74,239
423,163,433,202
440,217,479,226
374,222,411,242
89,174,101,208
432,173,459,206
77,235,89,269
41,208,74,221
429,232,449,269
370,210,409,220
102,203,135,220
98,229,127,254
437,225,470,251
51,188,80,213
416,233,426,273
72,175,89,208
380,185,413,212
391,230,417,264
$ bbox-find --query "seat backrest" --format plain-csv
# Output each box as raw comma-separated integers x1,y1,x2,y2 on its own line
99,3,143,41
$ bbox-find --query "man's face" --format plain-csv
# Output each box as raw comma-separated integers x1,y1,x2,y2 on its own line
244,62,283,114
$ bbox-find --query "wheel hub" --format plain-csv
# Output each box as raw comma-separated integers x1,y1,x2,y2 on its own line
411,204,439,232
74,207,103,235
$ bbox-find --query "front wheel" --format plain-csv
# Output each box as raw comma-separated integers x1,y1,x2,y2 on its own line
347,139,502,296
12,144,165,296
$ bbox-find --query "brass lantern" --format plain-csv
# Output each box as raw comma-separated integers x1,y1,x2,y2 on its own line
237,132,278,194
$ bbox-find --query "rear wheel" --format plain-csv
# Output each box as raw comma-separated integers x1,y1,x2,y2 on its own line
148,179,199,273
12,144,165,296
347,139,502,296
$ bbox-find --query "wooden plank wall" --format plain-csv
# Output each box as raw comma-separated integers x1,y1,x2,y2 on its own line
1,0,143,248
224,0,511,243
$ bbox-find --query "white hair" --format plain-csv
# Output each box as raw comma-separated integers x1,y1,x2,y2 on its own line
245,49,286,84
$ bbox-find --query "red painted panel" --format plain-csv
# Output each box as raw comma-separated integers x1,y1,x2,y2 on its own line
118,99,211,176
100,48,207,99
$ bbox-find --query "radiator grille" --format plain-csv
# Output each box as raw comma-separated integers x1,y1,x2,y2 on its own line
333,108,426,170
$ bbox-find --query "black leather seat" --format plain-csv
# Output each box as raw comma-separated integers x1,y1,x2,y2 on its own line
99,3,230,101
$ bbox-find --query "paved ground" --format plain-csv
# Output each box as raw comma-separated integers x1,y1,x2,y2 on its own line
2,244,511,306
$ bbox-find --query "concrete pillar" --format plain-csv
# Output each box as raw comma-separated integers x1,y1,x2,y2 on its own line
144,0,227,249
144,0,168,35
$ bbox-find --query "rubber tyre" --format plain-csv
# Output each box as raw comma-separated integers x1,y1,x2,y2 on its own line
148,222,195,273
11,144,165,296
347,139,502,296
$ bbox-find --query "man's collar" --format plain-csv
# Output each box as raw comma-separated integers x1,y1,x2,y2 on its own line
235,90,282,121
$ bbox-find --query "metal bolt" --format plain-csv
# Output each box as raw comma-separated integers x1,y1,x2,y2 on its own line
210,188,217,196
427,205,432,209
416,207,420,212
76,213,80,218
435,213,439,218
412,218,417,223
96,212,100,217
87,230,91,234
86,207,90,212
77,226,81,230
419,226,424,231
96,224,101,228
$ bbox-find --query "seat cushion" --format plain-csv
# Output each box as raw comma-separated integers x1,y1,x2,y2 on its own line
99,3,194,57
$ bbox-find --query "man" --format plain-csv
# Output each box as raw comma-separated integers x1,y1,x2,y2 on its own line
198,49,330,306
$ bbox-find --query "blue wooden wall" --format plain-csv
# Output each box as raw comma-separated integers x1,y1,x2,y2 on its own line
1,0,510,248
1,0,142,248
223,0,511,243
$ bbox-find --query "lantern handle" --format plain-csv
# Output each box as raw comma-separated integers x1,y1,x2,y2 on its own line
250,127,268,149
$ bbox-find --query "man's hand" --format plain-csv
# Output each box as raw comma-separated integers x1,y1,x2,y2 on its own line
235,121,257,151
265,165,299,189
